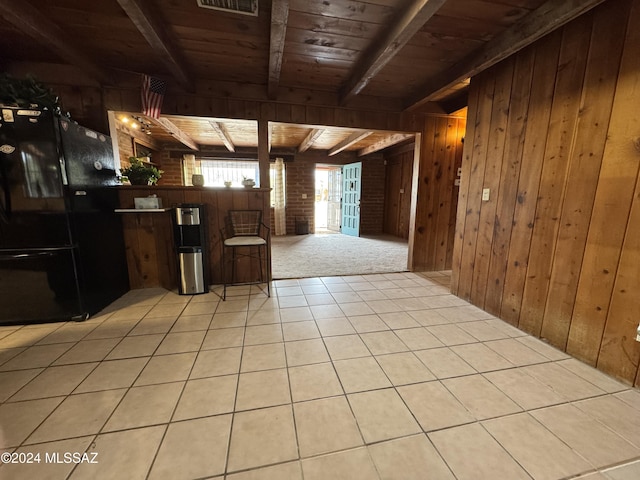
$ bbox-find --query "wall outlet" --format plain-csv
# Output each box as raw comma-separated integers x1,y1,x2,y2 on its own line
482,188,490,201
302,193,307,199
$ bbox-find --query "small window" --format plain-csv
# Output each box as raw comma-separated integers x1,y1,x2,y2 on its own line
200,159,259,187
198,159,285,208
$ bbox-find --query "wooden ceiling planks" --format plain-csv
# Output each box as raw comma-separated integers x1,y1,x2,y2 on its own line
3,0,603,133
289,0,397,24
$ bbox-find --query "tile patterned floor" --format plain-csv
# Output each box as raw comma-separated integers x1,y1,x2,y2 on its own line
0,271,639,479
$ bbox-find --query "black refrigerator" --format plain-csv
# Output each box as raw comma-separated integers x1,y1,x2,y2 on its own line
0,106,129,325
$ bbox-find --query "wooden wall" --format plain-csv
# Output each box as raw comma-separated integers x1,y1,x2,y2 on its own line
451,0,640,385
409,115,466,271
383,143,414,239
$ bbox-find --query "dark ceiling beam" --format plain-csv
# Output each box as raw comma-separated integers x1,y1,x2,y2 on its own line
146,116,199,151
116,0,194,92
298,128,326,153
328,131,373,156
209,121,235,152
339,0,447,104
0,0,111,83
268,0,289,99
357,133,414,157
405,0,608,110
439,91,469,115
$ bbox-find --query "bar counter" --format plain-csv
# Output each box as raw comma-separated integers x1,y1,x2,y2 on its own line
117,186,271,290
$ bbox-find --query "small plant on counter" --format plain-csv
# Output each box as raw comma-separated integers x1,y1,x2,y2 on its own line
241,176,255,187
120,156,163,185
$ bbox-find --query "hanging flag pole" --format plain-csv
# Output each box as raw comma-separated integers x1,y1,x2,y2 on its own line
141,74,166,119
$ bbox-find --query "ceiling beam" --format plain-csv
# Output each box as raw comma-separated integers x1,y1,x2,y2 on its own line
114,120,161,151
268,0,289,99
209,121,235,152
339,0,447,104
328,131,373,156
439,91,469,115
0,0,111,83
116,0,194,92
298,128,326,153
405,0,608,110
146,116,199,151
358,133,414,157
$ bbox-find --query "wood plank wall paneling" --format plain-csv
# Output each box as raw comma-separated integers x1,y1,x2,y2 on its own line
383,145,414,239
410,115,465,272
451,80,481,295
483,47,534,316
452,0,640,385
456,72,496,300
569,0,640,384
517,13,591,337
469,59,514,309
501,31,561,328
540,0,628,347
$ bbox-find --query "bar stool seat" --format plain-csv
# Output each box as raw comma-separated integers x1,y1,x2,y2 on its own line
224,236,267,247
220,210,271,300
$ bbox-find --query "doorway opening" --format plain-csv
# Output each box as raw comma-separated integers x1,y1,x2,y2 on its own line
315,165,342,234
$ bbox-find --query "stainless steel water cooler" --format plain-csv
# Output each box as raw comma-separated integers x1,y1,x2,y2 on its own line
173,204,208,295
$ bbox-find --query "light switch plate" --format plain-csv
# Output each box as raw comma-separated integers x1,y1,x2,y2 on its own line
482,188,490,201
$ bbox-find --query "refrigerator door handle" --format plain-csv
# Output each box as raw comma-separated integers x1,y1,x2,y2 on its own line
0,156,11,222
0,246,76,261
0,251,57,261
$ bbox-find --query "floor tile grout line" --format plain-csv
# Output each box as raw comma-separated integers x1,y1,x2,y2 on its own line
221,301,249,478
62,290,187,476
3,272,639,479
140,291,221,479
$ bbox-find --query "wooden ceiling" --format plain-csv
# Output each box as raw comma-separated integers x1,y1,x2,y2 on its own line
0,0,606,154
114,112,416,155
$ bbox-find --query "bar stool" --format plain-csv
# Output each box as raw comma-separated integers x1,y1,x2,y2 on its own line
220,210,271,300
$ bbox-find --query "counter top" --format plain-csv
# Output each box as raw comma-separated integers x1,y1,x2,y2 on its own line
117,185,271,192
115,208,172,213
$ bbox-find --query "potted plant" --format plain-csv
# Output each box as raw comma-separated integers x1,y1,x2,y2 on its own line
241,176,255,188
120,156,163,185
0,73,61,112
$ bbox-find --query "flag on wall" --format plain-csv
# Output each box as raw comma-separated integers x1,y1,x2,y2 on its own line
141,75,166,119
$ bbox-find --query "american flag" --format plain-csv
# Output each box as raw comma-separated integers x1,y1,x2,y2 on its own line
141,75,166,119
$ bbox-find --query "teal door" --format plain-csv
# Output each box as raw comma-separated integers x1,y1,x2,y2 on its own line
341,162,361,236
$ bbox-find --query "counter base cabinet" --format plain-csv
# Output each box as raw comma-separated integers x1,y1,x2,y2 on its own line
121,212,177,290
118,187,271,290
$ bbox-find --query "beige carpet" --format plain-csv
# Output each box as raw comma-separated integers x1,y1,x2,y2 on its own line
271,233,409,279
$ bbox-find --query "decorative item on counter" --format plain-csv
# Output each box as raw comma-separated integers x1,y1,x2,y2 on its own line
192,174,205,186
134,195,163,209
224,180,232,188
120,156,163,185
242,177,255,188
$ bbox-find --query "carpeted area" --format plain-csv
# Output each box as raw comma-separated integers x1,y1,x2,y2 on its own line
271,233,409,279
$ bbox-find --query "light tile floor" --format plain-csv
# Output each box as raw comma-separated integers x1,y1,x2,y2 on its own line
0,271,639,479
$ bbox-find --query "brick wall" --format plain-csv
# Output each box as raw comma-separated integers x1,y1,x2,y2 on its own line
157,151,183,186
116,129,134,168
284,158,316,234
283,154,385,235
